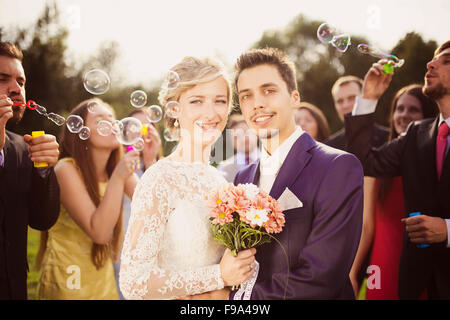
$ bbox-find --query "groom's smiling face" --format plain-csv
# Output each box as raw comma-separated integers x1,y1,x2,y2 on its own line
237,64,299,144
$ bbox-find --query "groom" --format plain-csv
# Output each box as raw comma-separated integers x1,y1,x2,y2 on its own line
230,48,364,299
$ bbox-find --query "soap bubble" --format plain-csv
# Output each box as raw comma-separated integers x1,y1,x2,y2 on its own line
83,69,111,95
87,101,99,113
78,126,91,140
165,70,180,90
111,120,124,135
130,90,147,108
66,115,84,133
35,104,47,116
97,120,113,136
132,138,145,152
47,112,66,126
163,127,179,142
165,101,180,118
115,117,143,145
317,23,336,44
317,23,351,53
357,43,378,56
331,34,351,52
146,105,163,123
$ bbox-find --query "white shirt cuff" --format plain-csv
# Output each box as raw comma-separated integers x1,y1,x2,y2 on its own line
352,96,378,116
446,219,450,248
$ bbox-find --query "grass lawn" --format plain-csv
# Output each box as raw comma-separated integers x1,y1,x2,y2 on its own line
27,227,41,300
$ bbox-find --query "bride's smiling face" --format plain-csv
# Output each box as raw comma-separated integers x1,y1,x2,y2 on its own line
178,76,229,147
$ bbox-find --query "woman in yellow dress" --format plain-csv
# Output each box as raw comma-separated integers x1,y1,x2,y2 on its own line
36,98,140,299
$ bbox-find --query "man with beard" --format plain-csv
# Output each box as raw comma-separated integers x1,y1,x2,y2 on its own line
0,42,60,299
344,40,450,299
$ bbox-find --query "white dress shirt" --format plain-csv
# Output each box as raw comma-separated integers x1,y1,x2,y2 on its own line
352,96,450,247
259,126,304,194
0,149,4,167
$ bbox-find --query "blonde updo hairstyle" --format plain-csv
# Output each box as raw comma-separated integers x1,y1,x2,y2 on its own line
158,56,233,135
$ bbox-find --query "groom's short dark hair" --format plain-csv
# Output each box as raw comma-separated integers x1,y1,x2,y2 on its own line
234,47,298,93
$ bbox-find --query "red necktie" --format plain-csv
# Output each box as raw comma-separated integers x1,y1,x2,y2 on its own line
436,122,449,180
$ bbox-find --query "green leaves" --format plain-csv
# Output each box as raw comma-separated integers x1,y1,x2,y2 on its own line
210,213,274,255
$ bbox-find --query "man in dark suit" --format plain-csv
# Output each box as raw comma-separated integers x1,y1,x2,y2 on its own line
326,75,389,150
0,42,60,299
345,40,450,299
229,48,364,299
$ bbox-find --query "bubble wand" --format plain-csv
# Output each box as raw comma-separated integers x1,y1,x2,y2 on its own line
357,44,405,74
12,100,66,126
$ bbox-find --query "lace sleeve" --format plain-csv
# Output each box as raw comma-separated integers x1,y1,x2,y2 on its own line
119,166,224,300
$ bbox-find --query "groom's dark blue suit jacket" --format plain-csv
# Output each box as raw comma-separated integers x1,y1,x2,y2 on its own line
232,132,364,300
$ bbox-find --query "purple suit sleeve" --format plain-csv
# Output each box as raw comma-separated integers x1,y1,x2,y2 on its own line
248,154,364,299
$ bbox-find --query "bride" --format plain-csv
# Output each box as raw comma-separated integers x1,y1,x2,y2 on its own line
119,56,256,300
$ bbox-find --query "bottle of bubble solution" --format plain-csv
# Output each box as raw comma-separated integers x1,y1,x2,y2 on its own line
409,212,430,248
31,131,48,167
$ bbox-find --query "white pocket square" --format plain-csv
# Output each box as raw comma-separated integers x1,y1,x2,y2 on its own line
277,187,303,211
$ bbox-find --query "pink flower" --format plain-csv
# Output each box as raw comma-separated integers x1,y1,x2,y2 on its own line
228,185,251,214
210,206,234,226
263,207,285,234
206,182,233,209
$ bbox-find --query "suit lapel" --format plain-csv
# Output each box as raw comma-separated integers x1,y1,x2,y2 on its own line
269,133,315,200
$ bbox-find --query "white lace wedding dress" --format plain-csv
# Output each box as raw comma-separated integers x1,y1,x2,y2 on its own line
119,158,227,300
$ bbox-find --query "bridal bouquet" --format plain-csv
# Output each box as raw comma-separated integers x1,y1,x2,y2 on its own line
206,183,285,256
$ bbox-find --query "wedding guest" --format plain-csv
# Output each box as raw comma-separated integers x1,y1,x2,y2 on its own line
345,40,450,299
349,84,438,299
0,41,60,300
294,102,330,142
326,75,389,149
37,98,139,299
217,113,259,182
